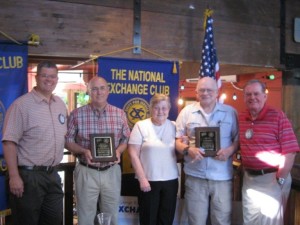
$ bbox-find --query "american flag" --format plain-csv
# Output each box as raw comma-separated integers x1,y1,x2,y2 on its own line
199,11,221,89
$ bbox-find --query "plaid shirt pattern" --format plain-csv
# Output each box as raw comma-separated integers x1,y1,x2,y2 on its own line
66,103,130,164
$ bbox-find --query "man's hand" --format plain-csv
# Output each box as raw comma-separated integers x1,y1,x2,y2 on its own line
82,149,94,165
9,175,24,198
189,147,205,162
216,148,229,161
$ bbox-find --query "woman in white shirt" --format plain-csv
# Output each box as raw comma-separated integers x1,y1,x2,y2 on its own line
128,93,179,225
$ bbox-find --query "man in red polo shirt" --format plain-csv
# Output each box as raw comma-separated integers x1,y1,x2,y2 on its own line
239,79,299,225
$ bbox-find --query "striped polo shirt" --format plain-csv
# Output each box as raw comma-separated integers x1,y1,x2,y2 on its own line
2,88,67,166
239,105,299,169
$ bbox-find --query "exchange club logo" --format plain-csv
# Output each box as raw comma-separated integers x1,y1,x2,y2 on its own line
123,98,150,129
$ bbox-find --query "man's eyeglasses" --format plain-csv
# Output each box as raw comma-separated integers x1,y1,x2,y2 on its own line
89,86,108,92
197,88,216,94
244,92,264,98
39,74,58,79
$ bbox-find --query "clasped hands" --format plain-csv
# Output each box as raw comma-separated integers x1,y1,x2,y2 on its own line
188,146,229,162
82,148,120,166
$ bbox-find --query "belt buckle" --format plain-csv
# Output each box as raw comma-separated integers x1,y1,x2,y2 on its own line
45,166,53,173
98,165,110,171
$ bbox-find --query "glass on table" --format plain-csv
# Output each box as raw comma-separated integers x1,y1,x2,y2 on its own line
97,212,111,225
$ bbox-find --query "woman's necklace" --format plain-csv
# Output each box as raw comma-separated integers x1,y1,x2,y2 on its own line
153,122,167,141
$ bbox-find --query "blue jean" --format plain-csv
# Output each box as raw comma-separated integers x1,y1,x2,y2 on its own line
184,175,232,225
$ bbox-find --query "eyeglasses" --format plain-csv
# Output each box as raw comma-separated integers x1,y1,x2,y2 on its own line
244,92,264,98
197,88,216,94
89,86,108,92
153,106,169,112
39,74,58,79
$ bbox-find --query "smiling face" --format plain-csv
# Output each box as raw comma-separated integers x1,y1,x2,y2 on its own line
150,100,170,125
88,77,109,109
196,77,218,110
35,67,58,98
149,94,171,125
244,81,267,117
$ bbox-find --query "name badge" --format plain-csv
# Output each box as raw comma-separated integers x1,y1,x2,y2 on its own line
245,129,253,139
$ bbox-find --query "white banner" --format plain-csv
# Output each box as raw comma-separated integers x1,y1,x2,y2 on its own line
118,196,188,225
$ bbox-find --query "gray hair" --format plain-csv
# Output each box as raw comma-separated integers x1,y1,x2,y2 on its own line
150,93,171,109
244,79,266,93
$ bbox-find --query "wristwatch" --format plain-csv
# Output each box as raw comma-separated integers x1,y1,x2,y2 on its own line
277,177,285,185
183,146,189,156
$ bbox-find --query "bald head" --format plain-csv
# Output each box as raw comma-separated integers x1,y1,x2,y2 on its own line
87,76,108,90
195,77,218,111
196,77,218,91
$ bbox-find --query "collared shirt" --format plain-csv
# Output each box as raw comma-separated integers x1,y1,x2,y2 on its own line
176,102,239,180
2,88,67,166
239,105,299,169
65,103,130,166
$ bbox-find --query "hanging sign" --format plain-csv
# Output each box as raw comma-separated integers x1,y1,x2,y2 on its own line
98,57,179,128
0,43,28,211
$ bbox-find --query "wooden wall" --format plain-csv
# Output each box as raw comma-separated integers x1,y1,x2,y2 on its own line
0,0,300,71
1,0,300,178
1,1,300,224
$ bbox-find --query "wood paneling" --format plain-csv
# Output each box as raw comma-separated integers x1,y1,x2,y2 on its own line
1,0,299,71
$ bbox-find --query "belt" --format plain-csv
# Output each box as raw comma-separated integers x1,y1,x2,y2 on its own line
79,161,114,171
18,165,56,173
245,167,278,176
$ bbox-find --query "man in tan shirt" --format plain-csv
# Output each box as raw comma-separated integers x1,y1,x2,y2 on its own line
2,61,67,225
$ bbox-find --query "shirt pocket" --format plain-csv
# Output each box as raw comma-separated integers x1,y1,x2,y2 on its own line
219,121,232,138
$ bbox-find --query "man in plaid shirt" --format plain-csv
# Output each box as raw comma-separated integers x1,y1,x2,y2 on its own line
65,76,130,225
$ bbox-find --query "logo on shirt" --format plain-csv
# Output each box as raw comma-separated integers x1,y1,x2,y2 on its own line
58,113,66,124
0,100,5,135
123,98,150,129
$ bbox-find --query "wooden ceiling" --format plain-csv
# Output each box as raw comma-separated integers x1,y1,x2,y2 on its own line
21,0,292,78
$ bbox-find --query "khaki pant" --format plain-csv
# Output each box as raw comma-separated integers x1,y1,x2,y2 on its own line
74,163,121,225
184,175,232,225
242,171,291,225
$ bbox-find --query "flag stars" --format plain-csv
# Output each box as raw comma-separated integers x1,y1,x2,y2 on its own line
199,14,220,88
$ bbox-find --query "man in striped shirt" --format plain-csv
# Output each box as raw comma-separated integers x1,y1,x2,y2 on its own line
239,79,299,225
2,61,67,225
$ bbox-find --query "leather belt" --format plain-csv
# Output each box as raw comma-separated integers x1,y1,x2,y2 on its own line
245,167,278,176
79,161,114,171
18,165,55,173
